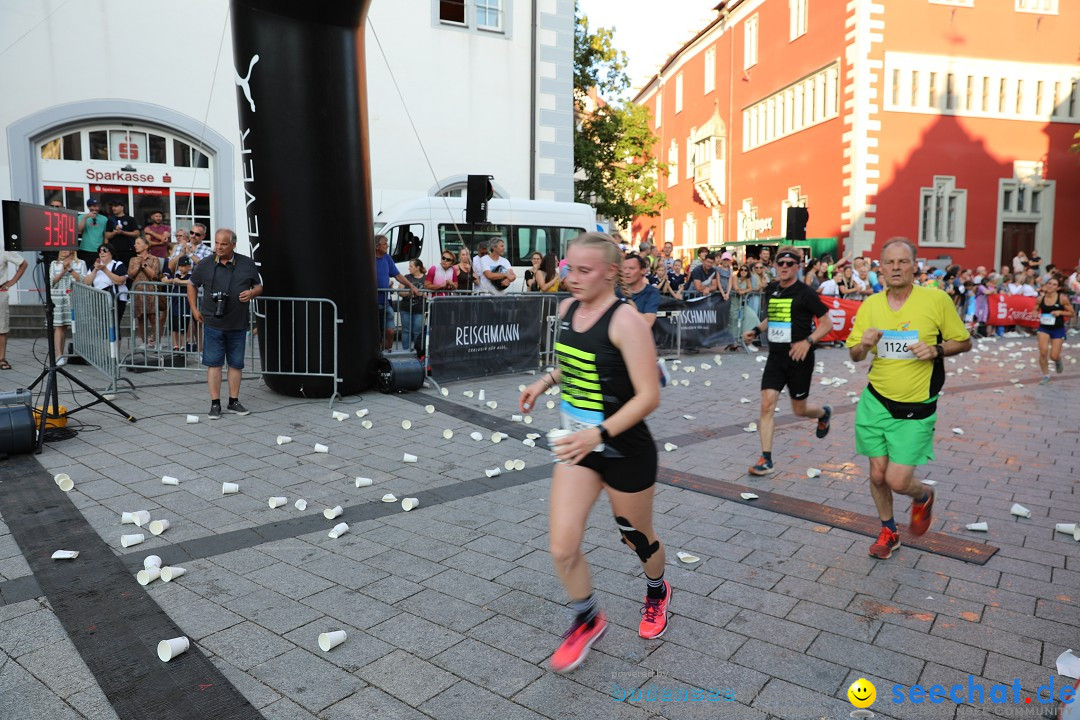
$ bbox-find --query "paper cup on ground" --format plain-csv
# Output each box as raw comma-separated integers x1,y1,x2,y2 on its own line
442,429,453,439
664,443,678,452
440,387,449,396
1055,523,1077,535
314,443,329,453
478,390,485,402
401,498,419,511
504,459,515,471
355,408,369,418
401,420,412,430
361,420,373,429
222,482,239,495
268,496,287,509
54,473,72,488
1010,503,1032,519
143,555,162,570
276,435,292,445
470,431,483,441
161,476,179,486
965,522,988,532
132,510,151,527
121,534,145,548
425,405,435,414
51,550,79,560
486,401,498,410
185,415,199,424
491,432,503,443
403,453,417,463
121,512,137,524
741,493,759,500
160,566,186,582
381,494,397,503
294,499,307,511
511,414,523,422
806,468,822,478
513,459,526,471
319,630,347,652
546,400,555,409
523,438,535,447
323,505,343,519
137,567,161,585
328,522,349,539
485,468,501,478
355,477,373,488
676,551,700,564
157,636,189,662
149,519,171,536
332,411,349,421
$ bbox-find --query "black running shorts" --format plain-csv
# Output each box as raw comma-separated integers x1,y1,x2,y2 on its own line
760,348,815,400
577,441,658,493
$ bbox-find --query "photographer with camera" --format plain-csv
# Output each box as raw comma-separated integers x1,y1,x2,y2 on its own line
187,228,262,419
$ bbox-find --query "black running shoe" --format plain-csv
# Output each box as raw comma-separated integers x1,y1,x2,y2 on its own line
816,405,832,439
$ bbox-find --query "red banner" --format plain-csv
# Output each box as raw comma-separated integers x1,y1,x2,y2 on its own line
987,293,1039,327
819,297,862,342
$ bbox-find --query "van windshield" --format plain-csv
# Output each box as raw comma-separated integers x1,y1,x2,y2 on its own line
439,224,585,263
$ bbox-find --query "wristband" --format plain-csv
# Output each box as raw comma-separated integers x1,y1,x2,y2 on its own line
597,424,612,443
752,326,761,337
934,344,944,359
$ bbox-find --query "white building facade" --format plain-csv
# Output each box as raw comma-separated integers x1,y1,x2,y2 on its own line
0,0,574,287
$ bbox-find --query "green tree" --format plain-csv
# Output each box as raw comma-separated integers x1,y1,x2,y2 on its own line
574,8,666,227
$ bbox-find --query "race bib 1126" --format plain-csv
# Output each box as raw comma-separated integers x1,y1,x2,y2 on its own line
877,330,918,360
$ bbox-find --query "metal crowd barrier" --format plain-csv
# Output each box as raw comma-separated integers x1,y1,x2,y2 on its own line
253,296,343,408
70,283,129,393
121,281,226,373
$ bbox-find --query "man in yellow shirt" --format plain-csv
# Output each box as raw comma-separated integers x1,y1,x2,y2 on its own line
846,238,971,559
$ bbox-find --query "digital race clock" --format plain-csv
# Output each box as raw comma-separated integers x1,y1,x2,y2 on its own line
2,200,80,252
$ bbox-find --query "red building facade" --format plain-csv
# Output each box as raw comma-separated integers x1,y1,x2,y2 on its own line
632,0,1080,271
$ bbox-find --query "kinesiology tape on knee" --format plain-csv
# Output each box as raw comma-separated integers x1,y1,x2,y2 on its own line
615,515,659,562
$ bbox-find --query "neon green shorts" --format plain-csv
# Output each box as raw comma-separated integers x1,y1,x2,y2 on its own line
854,388,936,466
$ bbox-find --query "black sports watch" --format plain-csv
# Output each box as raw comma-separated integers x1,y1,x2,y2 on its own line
934,344,944,359
597,424,612,443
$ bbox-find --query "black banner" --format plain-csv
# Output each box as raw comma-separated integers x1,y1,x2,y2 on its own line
654,293,736,351
428,296,543,382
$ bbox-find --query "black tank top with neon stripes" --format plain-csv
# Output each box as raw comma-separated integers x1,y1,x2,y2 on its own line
555,299,653,457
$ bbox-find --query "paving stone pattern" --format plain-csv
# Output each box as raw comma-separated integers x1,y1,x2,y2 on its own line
0,335,1076,719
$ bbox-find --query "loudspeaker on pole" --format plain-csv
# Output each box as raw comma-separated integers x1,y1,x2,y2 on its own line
466,175,494,224
785,207,809,240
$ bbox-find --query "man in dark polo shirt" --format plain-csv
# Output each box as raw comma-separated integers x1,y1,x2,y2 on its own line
187,228,262,419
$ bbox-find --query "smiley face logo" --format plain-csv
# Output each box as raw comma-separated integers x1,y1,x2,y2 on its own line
848,678,876,708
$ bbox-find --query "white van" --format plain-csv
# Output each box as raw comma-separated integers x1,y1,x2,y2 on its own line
378,197,596,292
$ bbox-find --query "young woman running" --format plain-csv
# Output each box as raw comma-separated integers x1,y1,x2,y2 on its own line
519,232,668,673
1037,276,1073,385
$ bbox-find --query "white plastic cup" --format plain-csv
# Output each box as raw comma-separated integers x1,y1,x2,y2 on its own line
361,420,373,429
276,435,292,445
121,512,137,524
1055,523,1077,534
149,519,171,536
401,498,419,512
161,476,179,486
511,415,523,422
54,473,73,491
425,405,435,414
966,522,989,532
137,567,161,585
442,429,453,439
355,408,369,418
185,415,199,424
132,511,151,527
504,459,515,471
332,411,349,421
222,483,239,495
268,496,287,508
1010,503,1032,519
485,468,501,478
157,636,190,662
523,438,535,447
513,459,525,471
354,477,373,488
323,505,343,520
314,443,329,453
160,566,186,582
318,630,347,652
381,493,397,502
294,499,307,511
470,431,483,441
403,453,417,463
401,420,412,430
143,555,162,570
547,428,572,463
328,522,349,539
478,389,485,402
121,533,145,548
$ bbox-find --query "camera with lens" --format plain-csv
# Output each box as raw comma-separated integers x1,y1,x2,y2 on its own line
211,291,228,318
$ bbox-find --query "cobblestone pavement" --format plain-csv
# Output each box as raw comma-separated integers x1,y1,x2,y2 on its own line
0,333,1075,720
